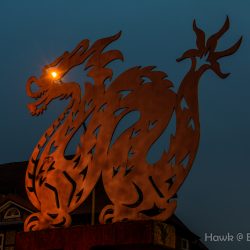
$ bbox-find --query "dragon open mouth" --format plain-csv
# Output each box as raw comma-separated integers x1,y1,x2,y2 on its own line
26,76,49,115
26,71,81,116
26,75,67,116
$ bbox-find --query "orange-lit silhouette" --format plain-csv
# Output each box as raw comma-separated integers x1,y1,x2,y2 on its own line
24,17,241,231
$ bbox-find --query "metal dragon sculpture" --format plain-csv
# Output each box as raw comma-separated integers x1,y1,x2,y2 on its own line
24,17,242,231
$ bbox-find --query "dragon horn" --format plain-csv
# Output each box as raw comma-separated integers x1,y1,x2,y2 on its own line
193,19,205,52
85,31,123,69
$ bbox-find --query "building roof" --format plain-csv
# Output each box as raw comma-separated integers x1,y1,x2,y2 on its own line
0,160,27,197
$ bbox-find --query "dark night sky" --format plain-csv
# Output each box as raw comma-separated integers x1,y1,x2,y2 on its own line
0,1,249,249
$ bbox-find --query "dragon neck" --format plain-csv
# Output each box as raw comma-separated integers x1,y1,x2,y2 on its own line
31,91,83,165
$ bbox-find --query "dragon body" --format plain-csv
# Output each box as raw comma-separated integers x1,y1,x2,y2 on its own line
24,18,241,231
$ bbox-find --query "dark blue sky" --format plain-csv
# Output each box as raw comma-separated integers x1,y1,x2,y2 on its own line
0,1,249,249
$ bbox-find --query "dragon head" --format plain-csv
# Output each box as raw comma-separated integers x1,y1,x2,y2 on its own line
177,16,242,78
26,40,90,116
26,32,123,116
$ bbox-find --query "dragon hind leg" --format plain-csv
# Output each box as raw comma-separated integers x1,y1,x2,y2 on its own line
99,200,177,224
99,204,141,224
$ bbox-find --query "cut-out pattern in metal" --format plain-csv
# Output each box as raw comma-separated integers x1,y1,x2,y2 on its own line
24,17,242,231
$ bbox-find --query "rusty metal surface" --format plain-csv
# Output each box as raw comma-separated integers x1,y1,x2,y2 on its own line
24,17,242,231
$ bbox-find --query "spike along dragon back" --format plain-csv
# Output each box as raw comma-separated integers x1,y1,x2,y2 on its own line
24,17,242,231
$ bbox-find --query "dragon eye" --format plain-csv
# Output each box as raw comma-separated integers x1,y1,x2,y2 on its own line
51,71,58,79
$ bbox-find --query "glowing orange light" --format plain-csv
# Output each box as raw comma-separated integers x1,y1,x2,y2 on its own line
51,71,58,79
